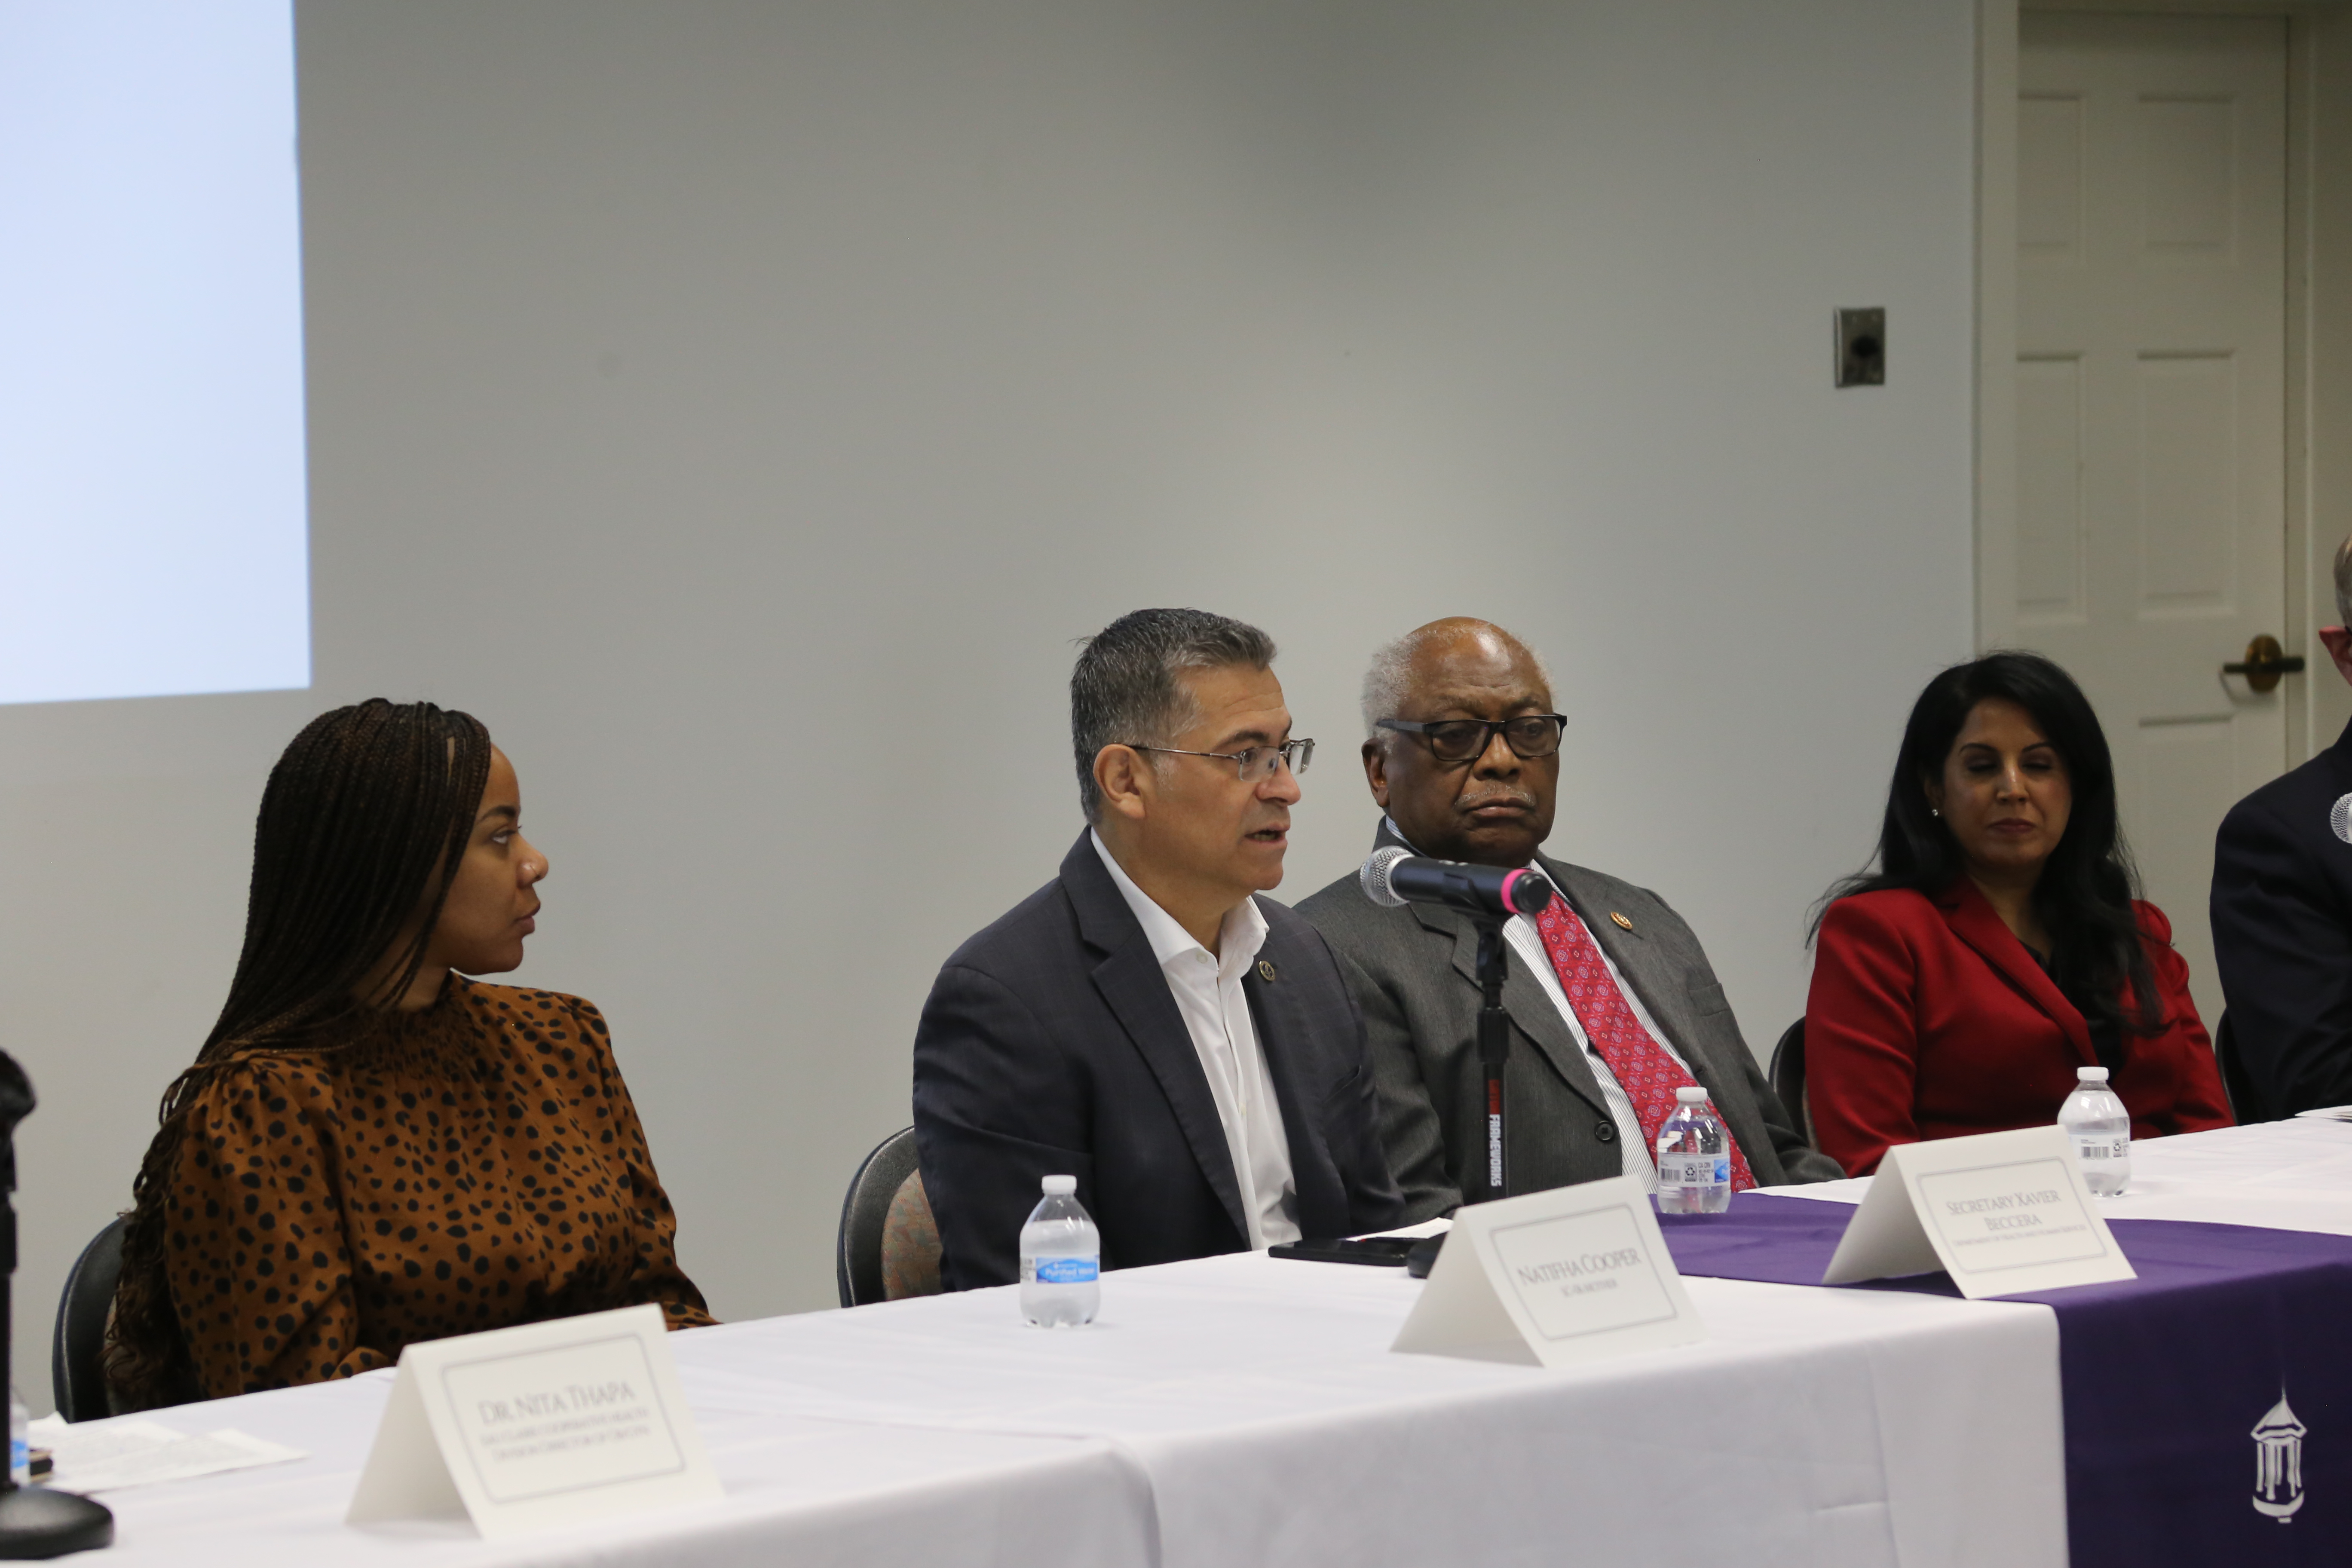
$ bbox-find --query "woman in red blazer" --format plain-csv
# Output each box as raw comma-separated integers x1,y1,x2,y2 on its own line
1807,653,2232,1177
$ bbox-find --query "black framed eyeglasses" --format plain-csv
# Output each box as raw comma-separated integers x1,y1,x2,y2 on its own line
1377,714,1567,763
1126,738,1314,783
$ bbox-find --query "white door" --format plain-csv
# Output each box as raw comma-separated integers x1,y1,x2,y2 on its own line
2015,12,2288,1029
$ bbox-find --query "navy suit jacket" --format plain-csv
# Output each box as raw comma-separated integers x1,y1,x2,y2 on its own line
2212,715,2352,1117
911,833,1403,1290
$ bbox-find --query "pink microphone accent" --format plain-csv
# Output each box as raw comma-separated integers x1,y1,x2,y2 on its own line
1498,869,1547,916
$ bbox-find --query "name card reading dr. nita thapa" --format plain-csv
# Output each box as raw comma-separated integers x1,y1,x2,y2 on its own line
1392,1175,1705,1369
347,1303,720,1539
1822,1124,2136,1298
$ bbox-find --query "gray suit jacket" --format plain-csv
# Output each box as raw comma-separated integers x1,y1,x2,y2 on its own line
1295,822,1841,1220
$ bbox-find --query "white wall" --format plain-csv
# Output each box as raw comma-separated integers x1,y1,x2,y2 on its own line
0,0,1979,1407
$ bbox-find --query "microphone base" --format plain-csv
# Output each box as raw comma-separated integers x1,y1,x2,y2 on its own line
0,1484,113,1559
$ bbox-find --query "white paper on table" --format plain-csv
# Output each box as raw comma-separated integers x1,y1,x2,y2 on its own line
2294,1105,2352,1121
26,1415,305,1492
1823,1124,2135,1297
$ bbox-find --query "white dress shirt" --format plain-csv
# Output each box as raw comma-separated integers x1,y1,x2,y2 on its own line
1387,821,1693,1193
1091,832,1302,1247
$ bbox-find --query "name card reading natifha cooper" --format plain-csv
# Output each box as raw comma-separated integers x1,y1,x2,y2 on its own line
346,1303,720,1539
1392,1175,1705,1368
1822,1124,2135,1298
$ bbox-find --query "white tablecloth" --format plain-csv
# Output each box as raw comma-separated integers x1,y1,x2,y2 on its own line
63,1241,2065,1568
75,1374,1155,1568
132,1112,2352,1566
80,1116,2302,1568
1777,1115,2352,1236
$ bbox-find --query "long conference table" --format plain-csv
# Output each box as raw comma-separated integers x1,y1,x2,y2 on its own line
62,1118,2352,1568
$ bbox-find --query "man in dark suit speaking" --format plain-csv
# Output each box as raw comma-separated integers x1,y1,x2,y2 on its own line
913,609,1401,1289
2212,537,2352,1118
1297,618,1838,1221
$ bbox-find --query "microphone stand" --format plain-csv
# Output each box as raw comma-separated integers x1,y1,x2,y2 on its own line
1470,915,1512,1204
1364,847,1557,1212
0,1053,112,1558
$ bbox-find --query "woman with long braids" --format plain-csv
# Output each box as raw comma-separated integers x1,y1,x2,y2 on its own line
107,701,710,1408
1805,652,2231,1177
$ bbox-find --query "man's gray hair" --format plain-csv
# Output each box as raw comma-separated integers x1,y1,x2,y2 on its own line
1072,608,1277,822
2334,535,2352,627
1361,620,1554,738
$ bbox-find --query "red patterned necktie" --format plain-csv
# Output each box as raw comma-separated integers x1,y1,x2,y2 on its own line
1531,898,1756,1192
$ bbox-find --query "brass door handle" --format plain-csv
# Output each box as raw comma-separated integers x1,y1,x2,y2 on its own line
2223,634,2306,693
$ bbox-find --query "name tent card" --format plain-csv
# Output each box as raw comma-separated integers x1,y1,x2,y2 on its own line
1392,1175,1706,1369
1822,1124,2136,1297
346,1303,721,1539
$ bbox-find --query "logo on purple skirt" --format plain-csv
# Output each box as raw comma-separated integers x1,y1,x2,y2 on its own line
2253,1393,2306,1522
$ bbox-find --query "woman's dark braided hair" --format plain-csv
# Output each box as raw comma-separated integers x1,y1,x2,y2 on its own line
1811,651,2164,1043
105,700,493,1409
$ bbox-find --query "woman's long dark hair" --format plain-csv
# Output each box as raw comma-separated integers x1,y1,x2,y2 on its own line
105,700,493,1409
1813,651,2163,1039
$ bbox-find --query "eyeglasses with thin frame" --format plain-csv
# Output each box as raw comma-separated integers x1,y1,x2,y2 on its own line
1377,714,1567,764
1125,737,1315,784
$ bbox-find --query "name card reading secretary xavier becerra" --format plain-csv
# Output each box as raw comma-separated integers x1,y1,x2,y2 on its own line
1822,1124,2135,1298
1392,1175,1706,1368
346,1303,721,1540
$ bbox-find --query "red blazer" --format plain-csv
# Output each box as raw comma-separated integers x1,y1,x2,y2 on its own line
1806,882,2233,1176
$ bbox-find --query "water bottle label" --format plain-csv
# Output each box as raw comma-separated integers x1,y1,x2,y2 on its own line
1658,1153,1730,1188
1023,1256,1099,1285
2071,1133,2128,1164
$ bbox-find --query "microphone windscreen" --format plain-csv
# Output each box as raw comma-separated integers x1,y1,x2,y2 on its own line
1502,870,1555,917
1360,845,1411,908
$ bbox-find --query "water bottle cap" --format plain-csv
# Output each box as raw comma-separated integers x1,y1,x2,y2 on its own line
2077,1066,2109,1083
1675,1086,1709,1104
1041,1174,1077,1196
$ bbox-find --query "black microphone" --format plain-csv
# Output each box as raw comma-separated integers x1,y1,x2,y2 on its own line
1360,846,1553,919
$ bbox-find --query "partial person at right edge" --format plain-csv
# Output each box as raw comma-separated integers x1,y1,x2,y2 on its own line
1808,653,2230,1177
1297,618,1839,1225
2212,536,2352,1119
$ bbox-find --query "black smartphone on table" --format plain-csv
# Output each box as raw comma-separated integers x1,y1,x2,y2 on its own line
1268,1235,1421,1267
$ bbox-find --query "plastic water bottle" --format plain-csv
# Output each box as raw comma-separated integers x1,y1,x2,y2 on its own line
9,1387,27,1486
1655,1087,1732,1214
2058,1065,2131,1196
1019,1174,1099,1327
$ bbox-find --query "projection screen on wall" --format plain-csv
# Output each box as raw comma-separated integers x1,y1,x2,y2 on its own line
0,0,308,707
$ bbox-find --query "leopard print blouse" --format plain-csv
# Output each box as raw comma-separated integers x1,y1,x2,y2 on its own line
159,977,714,1397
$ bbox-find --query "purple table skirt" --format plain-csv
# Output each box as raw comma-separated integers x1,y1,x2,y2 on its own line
1657,1193,2352,1567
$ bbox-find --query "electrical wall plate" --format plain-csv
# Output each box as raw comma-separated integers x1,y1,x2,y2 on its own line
1836,307,1885,387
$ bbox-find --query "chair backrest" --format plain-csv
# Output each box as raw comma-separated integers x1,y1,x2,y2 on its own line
837,1127,923,1308
1767,1019,1812,1144
878,1168,941,1301
2213,1011,2273,1125
52,1216,125,1423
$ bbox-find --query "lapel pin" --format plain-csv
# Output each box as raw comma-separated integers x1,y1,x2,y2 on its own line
2332,793,2352,845
1609,911,1634,931
1257,959,1277,983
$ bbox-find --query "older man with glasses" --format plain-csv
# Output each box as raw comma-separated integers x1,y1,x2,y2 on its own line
1298,617,1839,1222
913,608,1401,1290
